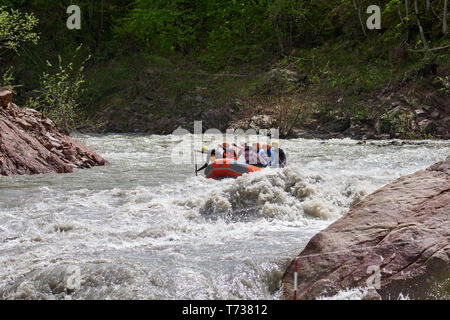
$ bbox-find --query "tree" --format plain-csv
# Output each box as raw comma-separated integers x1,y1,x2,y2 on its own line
405,0,410,18
352,0,367,36
414,0,428,48
444,0,448,35
0,6,39,55
35,45,90,133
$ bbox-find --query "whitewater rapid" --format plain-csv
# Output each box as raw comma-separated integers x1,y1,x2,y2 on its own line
0,134,449,299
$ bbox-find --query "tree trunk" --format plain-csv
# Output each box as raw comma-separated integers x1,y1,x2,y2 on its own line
101,0,104,31
353,0,367,36
414,0,429,48
405,0,409,18
274,17,284,55
444,0,448,35
398,4,404,22
426,0,430,11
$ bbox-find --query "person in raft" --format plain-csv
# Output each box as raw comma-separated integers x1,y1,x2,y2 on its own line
196,143,237,173
248,142,269,168
262,143,277,168
233,142,251,164
196,146,216,173
249,142,285,168
271,140,286,168
235,142,272,168
218,142,237,160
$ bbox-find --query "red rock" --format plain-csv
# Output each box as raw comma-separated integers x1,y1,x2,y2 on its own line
282,156,450,300
0,87,12,108
0,89,108,176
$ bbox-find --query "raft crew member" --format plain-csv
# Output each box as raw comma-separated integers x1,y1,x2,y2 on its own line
262,143,277,167
233,143,251,164
251,142,268,168
271,140,286,168
196,146,216,172
248,143,259,166
249,142,261,167
218,142,237,160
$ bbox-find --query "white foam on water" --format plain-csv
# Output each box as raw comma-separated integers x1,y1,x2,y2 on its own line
317,287,412,300
317,287,371,300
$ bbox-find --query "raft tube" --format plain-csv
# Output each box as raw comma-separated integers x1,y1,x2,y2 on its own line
204,158,261,179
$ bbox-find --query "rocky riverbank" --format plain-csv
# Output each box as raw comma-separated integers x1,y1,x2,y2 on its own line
281,155,450,300
89,65,449,140
0,87,108,176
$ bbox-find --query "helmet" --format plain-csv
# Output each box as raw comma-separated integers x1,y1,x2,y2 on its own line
201,146,209,152
271,140,280,147
262,144,271,151
222,142,230,149
252,142,260,149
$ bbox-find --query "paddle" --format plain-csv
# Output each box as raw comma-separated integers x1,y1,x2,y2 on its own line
194,148,198,176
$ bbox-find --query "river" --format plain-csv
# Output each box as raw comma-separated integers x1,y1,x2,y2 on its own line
0,134,449,299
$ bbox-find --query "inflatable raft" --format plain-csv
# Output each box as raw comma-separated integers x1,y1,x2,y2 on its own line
204,158,261,179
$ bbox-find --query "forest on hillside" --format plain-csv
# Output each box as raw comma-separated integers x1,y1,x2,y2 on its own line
1,0,449,137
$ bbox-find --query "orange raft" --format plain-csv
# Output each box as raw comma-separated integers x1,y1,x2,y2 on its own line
204,158,261,179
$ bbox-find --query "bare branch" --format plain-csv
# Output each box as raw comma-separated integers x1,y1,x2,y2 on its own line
408,44,450,52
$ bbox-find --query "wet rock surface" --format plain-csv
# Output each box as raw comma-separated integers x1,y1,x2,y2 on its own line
282,156,450,300
0,87,108,176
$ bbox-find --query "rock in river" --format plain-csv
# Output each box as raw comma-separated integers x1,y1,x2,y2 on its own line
0,87,108,176
282,156,450,300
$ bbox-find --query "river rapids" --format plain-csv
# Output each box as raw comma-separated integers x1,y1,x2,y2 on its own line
0,134,449,299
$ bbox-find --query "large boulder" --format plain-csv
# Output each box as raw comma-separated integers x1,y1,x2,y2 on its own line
0,87,108,176
282,156,450,300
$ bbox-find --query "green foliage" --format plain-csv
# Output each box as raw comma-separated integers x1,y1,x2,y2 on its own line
0,6,39,53
117,0,200,53
3,0,449,137
34,45,90,133
434,75,450,95
0,5,38,96
0,66,22,90
6,0,449,72
116,0,277,66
